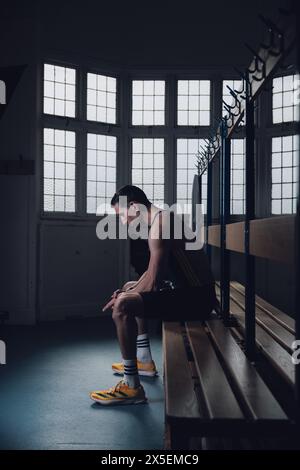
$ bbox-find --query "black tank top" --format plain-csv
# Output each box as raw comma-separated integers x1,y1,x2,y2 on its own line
148,210,214,289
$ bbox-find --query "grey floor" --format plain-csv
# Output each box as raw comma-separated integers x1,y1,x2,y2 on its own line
0,316,164,450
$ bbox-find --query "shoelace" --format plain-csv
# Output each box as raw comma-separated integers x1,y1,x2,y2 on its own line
107,380,128,394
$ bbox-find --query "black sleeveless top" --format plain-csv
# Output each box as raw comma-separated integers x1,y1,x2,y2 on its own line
148,210,214,290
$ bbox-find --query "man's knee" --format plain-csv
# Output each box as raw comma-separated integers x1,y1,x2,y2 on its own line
112,294,129,321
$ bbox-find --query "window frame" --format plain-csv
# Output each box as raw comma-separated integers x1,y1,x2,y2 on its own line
40,62,242,221
262,66,299,217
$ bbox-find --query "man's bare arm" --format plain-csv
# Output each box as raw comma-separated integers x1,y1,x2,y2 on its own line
123,270,148,291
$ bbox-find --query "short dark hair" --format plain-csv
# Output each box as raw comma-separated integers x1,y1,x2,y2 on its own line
111,185,151,208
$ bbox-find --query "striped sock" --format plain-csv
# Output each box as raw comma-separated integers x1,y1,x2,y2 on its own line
123,358,140,388
136,333,152,363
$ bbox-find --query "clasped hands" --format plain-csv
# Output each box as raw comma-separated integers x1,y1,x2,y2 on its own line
102,281,136,312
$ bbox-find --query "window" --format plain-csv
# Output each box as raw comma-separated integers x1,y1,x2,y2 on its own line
43,129,76,212
87,134,117,214
272,74,300,124
43,64,76,117
177,80,210,126
132,80,165,125
176,139,206,213
231,139,245,215
41,64,225,217
222,80,243,118
87,73,117,124
131,138,164,206
271,135,299,214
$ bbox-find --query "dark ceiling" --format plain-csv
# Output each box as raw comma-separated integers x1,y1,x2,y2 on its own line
2,0,294,68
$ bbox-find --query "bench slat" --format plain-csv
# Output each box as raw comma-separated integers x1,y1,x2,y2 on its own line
216,285,295,386
163,322,201,420
206,318,288,421
233,309,294,387
231,282,295,334
229,285,294,353
185,321,244,421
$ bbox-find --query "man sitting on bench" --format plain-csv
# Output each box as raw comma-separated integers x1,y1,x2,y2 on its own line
90,185,217,406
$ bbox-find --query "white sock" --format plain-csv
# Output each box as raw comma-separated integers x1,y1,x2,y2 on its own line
123,358,140,388
136,333,153,363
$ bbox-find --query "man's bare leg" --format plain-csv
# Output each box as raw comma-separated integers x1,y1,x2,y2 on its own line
135,316,148,335
112,293,144,359
112,293,156,378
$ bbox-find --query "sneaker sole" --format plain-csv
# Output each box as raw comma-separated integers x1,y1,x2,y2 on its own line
112,368,158,377
90,396,148,406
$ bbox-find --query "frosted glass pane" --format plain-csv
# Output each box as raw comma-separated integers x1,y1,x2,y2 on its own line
55,146,65,162
55,179,65,195
272,199,281,214
87,166,96,181
87,181,97,197
132,138,165,204
282,198,292,213
132,169,142,183
66,164,75,180
44,195,54,211
44,179,54,194
65,197,75,212
65,101,75,117
106,167,115,182
273,77,282,93
87,150,97,166
66,180,75,196
132,80,165,125
44,161,54,178
43,129,76,212
272,184,281,198
87,197,96,214
86,133,117,214
177,185,187,199
54,99,64,116
177,80,211,126
55,196,65,211
55,163,65,179
44,64,54,81
272,74,298,123
272,168,281,183
87,73,117,124
282,183,292,198
44,81,54,97
65,68,76,84
44,98,54,114
87,105,97,121
43,64,76,117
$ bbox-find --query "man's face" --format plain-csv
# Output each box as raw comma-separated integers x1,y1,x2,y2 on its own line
114,203,139,225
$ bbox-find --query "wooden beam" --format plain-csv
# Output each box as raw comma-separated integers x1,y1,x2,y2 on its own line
226,222,244,254
207,215,296,264
208,224,220,247
249,215,295,265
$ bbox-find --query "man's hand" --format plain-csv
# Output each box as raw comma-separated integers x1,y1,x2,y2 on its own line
112,288,124,298
102,288,124,312
102,297,115,312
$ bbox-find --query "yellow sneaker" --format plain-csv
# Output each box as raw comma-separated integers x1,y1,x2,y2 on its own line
112,359,158,377
89,379,148,406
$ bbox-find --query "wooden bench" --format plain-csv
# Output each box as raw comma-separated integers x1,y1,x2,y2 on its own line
215,281,295,387
162,289,296,449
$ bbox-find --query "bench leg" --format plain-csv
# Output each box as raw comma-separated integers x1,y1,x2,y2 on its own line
166,423,190,450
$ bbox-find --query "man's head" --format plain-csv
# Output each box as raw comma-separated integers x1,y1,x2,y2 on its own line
111,185,151,224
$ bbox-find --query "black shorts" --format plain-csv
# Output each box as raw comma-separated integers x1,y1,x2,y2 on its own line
139,283,217,322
